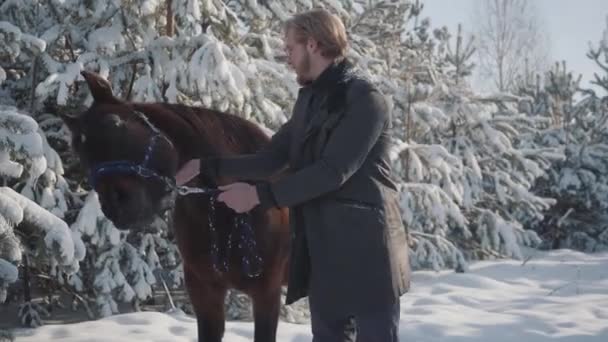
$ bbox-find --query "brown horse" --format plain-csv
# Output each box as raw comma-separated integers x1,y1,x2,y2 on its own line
61,71,291,342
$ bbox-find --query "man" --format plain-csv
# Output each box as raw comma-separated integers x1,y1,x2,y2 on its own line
176,8,410,341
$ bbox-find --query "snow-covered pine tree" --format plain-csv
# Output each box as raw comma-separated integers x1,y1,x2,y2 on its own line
0,6,46,89
0,106,85,326
344,2,466,269
0,0,302,128
516,60,581,130
525,19,608,251
445,24,476,90
66,190,182,317
350,3,560,269
438,92,561,255
445,29,561,257
0,105,71,214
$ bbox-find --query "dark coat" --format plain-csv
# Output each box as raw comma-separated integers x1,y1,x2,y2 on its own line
206,59,410,317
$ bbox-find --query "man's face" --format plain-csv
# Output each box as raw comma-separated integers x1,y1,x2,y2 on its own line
284,28,313,86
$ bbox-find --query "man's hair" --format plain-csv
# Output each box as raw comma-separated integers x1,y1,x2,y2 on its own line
283,8,348,60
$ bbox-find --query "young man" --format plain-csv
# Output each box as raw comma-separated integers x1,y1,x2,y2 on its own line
176,8,410,341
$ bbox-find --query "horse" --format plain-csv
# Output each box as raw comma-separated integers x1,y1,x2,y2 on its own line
60,70,291,342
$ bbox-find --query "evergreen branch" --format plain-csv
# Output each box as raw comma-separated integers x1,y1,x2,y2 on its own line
411,231,450,241
557,208,575,227
592,72,608,91
89,8,121,37
159,272,175,311
28,56,38,113
45,0,76,63
588,47,608,74
33,273,95,319
0,63,29,71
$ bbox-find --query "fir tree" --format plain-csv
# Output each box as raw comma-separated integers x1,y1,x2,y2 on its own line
527,19,608,251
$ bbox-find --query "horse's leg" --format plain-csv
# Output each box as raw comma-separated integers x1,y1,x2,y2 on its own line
184,266,227,342
251,284,282,342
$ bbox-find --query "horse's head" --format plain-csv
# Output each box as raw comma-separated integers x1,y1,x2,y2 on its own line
62,71,179,230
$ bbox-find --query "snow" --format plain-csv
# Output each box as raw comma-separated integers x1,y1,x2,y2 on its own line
71,191,105,237
0,259,18,284
7,249,606,341
0,106,47,190
140,0,160,16
0,187,82,267
0,21,46,53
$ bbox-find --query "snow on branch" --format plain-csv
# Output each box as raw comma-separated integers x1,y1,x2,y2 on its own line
0,106,46,185
0,187,85,267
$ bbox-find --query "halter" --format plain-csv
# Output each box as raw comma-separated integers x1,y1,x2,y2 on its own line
88,110,214,196
89,109,263,278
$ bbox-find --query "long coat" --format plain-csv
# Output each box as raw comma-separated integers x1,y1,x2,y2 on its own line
206,59,410,317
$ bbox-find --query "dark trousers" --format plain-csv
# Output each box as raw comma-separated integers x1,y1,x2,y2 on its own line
309,297,401,342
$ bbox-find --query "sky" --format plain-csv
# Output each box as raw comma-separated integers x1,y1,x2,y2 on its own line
9,249,608,341
422,0,608,93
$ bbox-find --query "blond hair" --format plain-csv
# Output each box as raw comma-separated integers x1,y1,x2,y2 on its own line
283,8,348,60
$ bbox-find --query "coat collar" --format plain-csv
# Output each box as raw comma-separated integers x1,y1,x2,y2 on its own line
296,59,358,150
305,58,354,94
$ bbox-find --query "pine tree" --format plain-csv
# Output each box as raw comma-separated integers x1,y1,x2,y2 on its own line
0,107,85,326
357,5,559,268
445,24,476,89
527,18,608,251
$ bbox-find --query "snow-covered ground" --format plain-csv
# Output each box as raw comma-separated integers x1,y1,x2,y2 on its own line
11,249,608,341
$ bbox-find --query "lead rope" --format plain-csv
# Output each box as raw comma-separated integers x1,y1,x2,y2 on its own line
206,196,263,277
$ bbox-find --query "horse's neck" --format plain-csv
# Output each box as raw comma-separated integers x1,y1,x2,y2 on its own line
137,104,224,166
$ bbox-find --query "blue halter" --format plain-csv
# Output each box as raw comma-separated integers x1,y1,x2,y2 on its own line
88,109,262,278
89,111,183,192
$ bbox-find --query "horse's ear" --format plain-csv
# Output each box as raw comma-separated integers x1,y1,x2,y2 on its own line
81,70,119,104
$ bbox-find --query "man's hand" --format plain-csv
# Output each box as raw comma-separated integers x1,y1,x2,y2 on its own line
175,159,200,186
217,182,260,213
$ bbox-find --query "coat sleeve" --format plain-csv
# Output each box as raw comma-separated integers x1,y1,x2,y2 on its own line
256,81,388,209
201,118,293,181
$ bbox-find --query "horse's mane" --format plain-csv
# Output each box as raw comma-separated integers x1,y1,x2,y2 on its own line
130,102,272,163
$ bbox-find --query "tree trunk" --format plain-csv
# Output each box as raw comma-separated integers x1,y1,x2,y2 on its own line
166,0,174,37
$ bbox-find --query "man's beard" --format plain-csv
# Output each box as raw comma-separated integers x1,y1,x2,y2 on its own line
295,52,312,86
